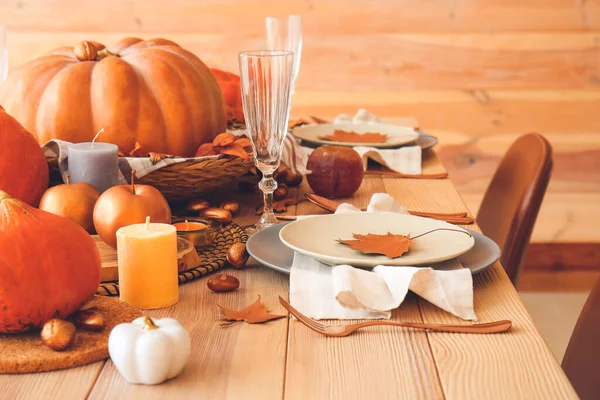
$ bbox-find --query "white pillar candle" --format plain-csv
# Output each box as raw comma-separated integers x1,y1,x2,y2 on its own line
68,142,119,193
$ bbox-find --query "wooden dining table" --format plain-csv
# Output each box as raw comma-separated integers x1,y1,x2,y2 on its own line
1,145,578,399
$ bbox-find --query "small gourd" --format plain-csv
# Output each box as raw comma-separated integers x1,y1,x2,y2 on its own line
108,316,191,385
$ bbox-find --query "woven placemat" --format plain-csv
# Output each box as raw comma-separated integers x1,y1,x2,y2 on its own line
97,223,248,297
0,296,140,374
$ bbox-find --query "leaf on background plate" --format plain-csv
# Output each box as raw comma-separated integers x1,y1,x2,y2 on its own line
218,295,285,325
319,130,388,143
338,232,413,258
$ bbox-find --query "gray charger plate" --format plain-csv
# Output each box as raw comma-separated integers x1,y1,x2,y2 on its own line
247,222,500,275
415,131,438,150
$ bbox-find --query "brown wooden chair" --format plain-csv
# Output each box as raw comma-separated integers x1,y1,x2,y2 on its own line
477,133,552,286
562,277,600,399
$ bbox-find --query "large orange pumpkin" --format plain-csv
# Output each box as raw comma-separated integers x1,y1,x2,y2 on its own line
0,38,227,157
210,68,244,123
0,106,49,206
0,191,101,333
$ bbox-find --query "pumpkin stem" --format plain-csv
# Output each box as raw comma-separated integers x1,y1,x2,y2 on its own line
131,169,136,194
65,174,71,185
142,316,158,330
97,48,118,61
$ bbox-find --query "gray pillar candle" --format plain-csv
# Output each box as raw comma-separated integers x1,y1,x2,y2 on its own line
68,142,119,193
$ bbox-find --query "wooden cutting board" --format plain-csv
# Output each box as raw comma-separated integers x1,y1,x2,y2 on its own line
94,236,201,282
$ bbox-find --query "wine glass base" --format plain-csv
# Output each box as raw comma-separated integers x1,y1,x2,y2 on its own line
244,221,279,235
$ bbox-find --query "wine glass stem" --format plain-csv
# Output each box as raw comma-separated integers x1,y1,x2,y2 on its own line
259,172,278,226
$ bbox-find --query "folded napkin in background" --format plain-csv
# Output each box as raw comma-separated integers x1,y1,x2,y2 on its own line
334,108,382,124
354,145,422,175
289,193,477,321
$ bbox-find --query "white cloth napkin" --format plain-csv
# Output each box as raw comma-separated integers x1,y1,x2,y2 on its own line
354,145,422,175
289,193,477,321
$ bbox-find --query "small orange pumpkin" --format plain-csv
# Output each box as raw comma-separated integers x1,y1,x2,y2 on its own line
0,191,101,333
0,106,49,206
210,68,244,123
0,38,227,157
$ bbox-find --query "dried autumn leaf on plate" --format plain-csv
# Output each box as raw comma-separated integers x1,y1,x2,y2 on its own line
220,142,250,160
338,232,413,258
319,130,388,143
195,142,217,157
218,295,285,325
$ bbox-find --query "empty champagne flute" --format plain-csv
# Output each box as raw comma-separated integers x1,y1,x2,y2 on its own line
265,15,302,94
239,50,294,233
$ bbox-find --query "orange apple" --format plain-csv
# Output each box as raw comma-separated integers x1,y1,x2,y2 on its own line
39,175,100,233
93,171,171,248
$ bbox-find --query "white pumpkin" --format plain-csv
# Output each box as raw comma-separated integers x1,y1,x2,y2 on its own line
108,316,191,385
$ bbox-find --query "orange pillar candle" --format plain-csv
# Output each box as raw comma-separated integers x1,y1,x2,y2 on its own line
116,217,178,309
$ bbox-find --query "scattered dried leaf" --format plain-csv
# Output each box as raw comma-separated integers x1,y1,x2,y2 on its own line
129,141,145,157
218,295,285,325
220,142,250,160
195,142,217,157
148,152,175,164
194,135,252,160
338,232,413,258
234,137,252,149
255,198,299,214
319,130,388,143
213,132,236,148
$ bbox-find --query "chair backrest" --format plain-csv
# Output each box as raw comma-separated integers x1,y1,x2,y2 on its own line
562,277,600,399
477,133,552,286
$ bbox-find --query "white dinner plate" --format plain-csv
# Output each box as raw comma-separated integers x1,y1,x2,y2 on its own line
292,122,419,148
248,222,500,275
278,213,475,267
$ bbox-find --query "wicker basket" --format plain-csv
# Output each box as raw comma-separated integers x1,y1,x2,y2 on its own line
47,155,253,202
136,156,253,201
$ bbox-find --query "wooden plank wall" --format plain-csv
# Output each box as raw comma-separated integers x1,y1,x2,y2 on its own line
1,0,599,288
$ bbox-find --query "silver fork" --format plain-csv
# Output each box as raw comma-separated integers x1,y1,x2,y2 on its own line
278,296,512,337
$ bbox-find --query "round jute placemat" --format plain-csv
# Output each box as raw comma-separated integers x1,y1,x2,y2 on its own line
0,296,140,374
97,222,248,297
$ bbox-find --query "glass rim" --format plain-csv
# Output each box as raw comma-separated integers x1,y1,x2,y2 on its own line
239,50,294,58
265,15,302,21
